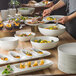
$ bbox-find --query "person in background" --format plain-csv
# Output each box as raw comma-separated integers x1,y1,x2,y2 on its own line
36,0,66,15
18,0,30,4
43,0,76,39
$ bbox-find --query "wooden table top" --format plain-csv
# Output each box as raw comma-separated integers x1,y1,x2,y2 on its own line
0,12,76,75
0,26,76,76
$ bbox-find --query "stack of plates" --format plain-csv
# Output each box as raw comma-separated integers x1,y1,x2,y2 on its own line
58,43,76,74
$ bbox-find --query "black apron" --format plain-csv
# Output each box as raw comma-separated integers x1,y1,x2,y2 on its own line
66,18,76,39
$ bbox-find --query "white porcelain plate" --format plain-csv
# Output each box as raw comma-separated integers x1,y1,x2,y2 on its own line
0,49,51,65
0,59,53,76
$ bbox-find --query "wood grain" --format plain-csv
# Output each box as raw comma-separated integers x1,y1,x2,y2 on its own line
0,13,76,75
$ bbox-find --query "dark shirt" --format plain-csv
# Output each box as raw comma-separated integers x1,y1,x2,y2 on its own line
18,0,29,4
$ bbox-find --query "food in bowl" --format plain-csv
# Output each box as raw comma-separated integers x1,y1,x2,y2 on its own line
5,24,13,30
27,21,44,24
13,55,20,59
19,60,44,69
0,21,3,30
42,1,49,5
18,7,35,15
38,24,66,36
34,39,54,43
34,49,43,54
31,36,59,49
18,33,32,37
27,61,31,67
0,57,8,61
20,8,28,10
20,16,26,24
33,61,38,67
14,22,20,29
40,60,44,65
15,32,35,41
20,63,25,69
24,51,32,56
13,18,20,29
46,17,56,21
45,26,58,30
2,64,13,75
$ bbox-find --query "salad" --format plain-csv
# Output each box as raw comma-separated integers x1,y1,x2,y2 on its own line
2,64,13,75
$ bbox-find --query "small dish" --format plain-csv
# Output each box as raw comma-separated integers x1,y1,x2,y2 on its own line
31,36,59,50
9,51,22,61
32,48,51,56
0,54,10,63
15,32,35,41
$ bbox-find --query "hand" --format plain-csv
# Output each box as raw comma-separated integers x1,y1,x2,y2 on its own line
58,16,70,24
43,8,52,17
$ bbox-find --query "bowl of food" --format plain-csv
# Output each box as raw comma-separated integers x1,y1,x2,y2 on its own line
31,36,59,50
18,7,35,15
38,24,66,36
44,15,64,22
25,17,46,26
15,31,35,41
0,37,18,50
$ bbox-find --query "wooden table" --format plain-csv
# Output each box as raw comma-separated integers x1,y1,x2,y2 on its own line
0,26,76,76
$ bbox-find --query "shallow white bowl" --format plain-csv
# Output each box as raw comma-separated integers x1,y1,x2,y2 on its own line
18,7,35,15
38,24,66,36
31,36,59,50
15,32,36,41
58,43,76,74
0,37,18,50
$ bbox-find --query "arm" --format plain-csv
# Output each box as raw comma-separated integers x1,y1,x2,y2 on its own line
58,12,76,24
45,0,59,8
49,0,66,11
68,12,76,20
43,0,66,17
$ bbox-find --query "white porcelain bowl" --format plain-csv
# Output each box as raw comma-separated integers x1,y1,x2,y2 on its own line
0,37,18,50
38,24,66,36
31,36,59,50
18,7,35,15
15,32,36,41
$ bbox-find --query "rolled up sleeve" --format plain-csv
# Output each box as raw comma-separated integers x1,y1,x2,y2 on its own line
53,0,59,4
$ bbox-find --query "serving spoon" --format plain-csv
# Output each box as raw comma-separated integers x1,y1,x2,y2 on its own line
37,16,43,21
55,18,58,26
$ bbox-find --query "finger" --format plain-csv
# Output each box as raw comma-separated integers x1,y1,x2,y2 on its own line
58,20,64,24
58,18,63,21
43,11,48,17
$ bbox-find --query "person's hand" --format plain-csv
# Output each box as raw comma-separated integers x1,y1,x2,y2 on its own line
43,8,52,17
58,16,70,24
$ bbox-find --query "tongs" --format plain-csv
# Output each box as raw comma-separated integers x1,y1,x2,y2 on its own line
37,16,43,21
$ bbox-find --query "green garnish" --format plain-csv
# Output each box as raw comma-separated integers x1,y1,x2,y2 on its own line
2,64,13,75
38,39,42,43
20,8,28,10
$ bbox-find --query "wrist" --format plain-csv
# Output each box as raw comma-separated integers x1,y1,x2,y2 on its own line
49,6,54,12
68,15,73,21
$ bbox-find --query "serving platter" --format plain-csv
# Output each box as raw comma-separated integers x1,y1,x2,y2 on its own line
0,49,51,65
44,15,64,22
0,59,53,76
25,1,52,7
34,1,51,7
25,18,49,26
